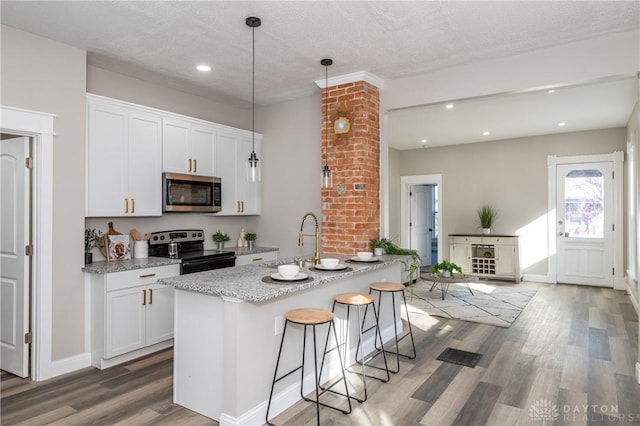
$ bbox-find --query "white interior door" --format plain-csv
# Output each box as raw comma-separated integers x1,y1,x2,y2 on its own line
556,162,613,286
1,136,31,377
410,185,430,266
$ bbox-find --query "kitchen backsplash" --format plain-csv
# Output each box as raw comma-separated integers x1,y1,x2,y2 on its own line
85,215,261,260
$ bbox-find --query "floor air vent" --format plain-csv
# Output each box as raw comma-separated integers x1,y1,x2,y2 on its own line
436,347,483,368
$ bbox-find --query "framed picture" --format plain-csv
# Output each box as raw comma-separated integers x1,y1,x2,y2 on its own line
108,235,131,261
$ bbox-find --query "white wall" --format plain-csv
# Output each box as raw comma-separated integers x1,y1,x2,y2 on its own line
1,25,87,360
397,128,627,277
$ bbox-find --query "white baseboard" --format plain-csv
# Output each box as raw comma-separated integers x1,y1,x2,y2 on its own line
50,351,92,378
522,274,549,283
636,362,640,385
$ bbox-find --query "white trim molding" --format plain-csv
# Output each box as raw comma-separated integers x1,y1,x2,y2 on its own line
1,105,55,381
315,71,385,89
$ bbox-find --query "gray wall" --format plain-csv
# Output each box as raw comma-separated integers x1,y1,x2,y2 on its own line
1,26,87,360
396,128,627,276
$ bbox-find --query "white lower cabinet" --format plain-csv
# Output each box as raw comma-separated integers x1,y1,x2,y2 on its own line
88,264,180,369
235,250,278,266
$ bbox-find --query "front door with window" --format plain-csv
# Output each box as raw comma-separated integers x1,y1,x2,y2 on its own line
556,162,613,286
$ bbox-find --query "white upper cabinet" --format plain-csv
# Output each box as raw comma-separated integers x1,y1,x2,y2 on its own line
86,95,162,217
162,118,216,176
86,94,262,217
216,128,262,215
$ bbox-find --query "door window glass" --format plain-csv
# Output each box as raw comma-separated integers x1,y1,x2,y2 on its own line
564,169,604,238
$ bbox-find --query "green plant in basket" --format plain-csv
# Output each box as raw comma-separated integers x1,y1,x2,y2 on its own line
477,205,498,230
431,260,464,277
244,232,257,241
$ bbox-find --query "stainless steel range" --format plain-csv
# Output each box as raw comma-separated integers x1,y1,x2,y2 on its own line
148,229,236,275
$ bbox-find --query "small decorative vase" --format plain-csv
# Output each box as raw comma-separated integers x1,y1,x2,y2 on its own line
482,228,491,235
374,248,384,256
247,240,254,250
217,242,225,250
442,270,451,277
85,252,93,265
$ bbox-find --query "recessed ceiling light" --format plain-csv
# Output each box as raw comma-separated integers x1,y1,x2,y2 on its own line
548,89,556,93
483,131,490,136
196,65,211,72
558,122,566,127
421,139,428,143
445,104,454,109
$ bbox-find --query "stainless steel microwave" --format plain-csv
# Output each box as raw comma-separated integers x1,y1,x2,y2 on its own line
163,173,221,213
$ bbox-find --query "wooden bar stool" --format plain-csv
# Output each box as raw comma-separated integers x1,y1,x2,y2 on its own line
366,282,416,373
320,292,390,403
265,308,351,426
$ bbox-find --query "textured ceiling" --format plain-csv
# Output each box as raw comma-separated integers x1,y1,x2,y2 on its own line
1,1,638,149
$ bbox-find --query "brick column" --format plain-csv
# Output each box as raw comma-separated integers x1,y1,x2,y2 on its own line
321,81,380,255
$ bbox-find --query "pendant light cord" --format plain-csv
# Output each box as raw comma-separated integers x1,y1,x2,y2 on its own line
324,64,327,168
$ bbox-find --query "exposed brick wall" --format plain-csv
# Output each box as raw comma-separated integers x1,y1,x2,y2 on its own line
321,81,380,255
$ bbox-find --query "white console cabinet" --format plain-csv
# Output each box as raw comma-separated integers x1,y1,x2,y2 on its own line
88,264,180,369
450,235,521,283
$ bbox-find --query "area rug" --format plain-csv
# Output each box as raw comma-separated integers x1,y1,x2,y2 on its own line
404,279,537,327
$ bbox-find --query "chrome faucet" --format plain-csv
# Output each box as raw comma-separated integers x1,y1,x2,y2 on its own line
298,212,320,265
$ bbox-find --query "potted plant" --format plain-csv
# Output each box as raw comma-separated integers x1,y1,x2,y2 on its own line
244,232,257,250
369,238,422,288
431,260,463,278
84,227,102,264
369,238,386,256
212,230,230,250
477,205,498,235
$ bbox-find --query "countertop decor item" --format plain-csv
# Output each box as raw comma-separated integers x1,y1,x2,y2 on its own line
99,222,122,258
84,227,102,264
245,16,261,182
212,229,230,249
244,232,257,250
367,237,421,287
107,234,131,261
321,58,333,189
477,205,498,235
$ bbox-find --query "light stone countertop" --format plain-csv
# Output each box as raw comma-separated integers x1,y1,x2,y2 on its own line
227,246,279,256
82,256,181,274
158,254,411,302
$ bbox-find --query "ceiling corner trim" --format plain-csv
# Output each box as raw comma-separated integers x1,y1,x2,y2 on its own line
315,71,385,89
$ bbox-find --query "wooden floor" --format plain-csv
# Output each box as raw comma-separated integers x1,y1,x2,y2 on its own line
2,281,639,425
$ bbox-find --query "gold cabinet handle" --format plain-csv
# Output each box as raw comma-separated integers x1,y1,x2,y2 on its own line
237,201,240,213
139,273,156,278
149,288,153,304
240,201,244,213
125,198,129,213
142,289,146,306
131,198,135,213
252,257,263,262
194,159,197,173
189,158,192,172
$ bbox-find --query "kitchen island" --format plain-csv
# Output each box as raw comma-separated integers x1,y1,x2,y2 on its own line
158,254,410,425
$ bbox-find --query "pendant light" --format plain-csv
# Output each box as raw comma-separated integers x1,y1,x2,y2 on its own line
246,16,261,182
321,58,333,189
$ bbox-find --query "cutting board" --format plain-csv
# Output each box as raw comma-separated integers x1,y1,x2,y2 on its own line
99,222,123,257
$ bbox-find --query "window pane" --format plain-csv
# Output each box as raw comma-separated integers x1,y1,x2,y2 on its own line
564,169,604,238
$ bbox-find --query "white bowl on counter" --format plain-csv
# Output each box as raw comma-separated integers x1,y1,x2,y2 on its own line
320,258,339,269
278,264,300,279
356,251,373,261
